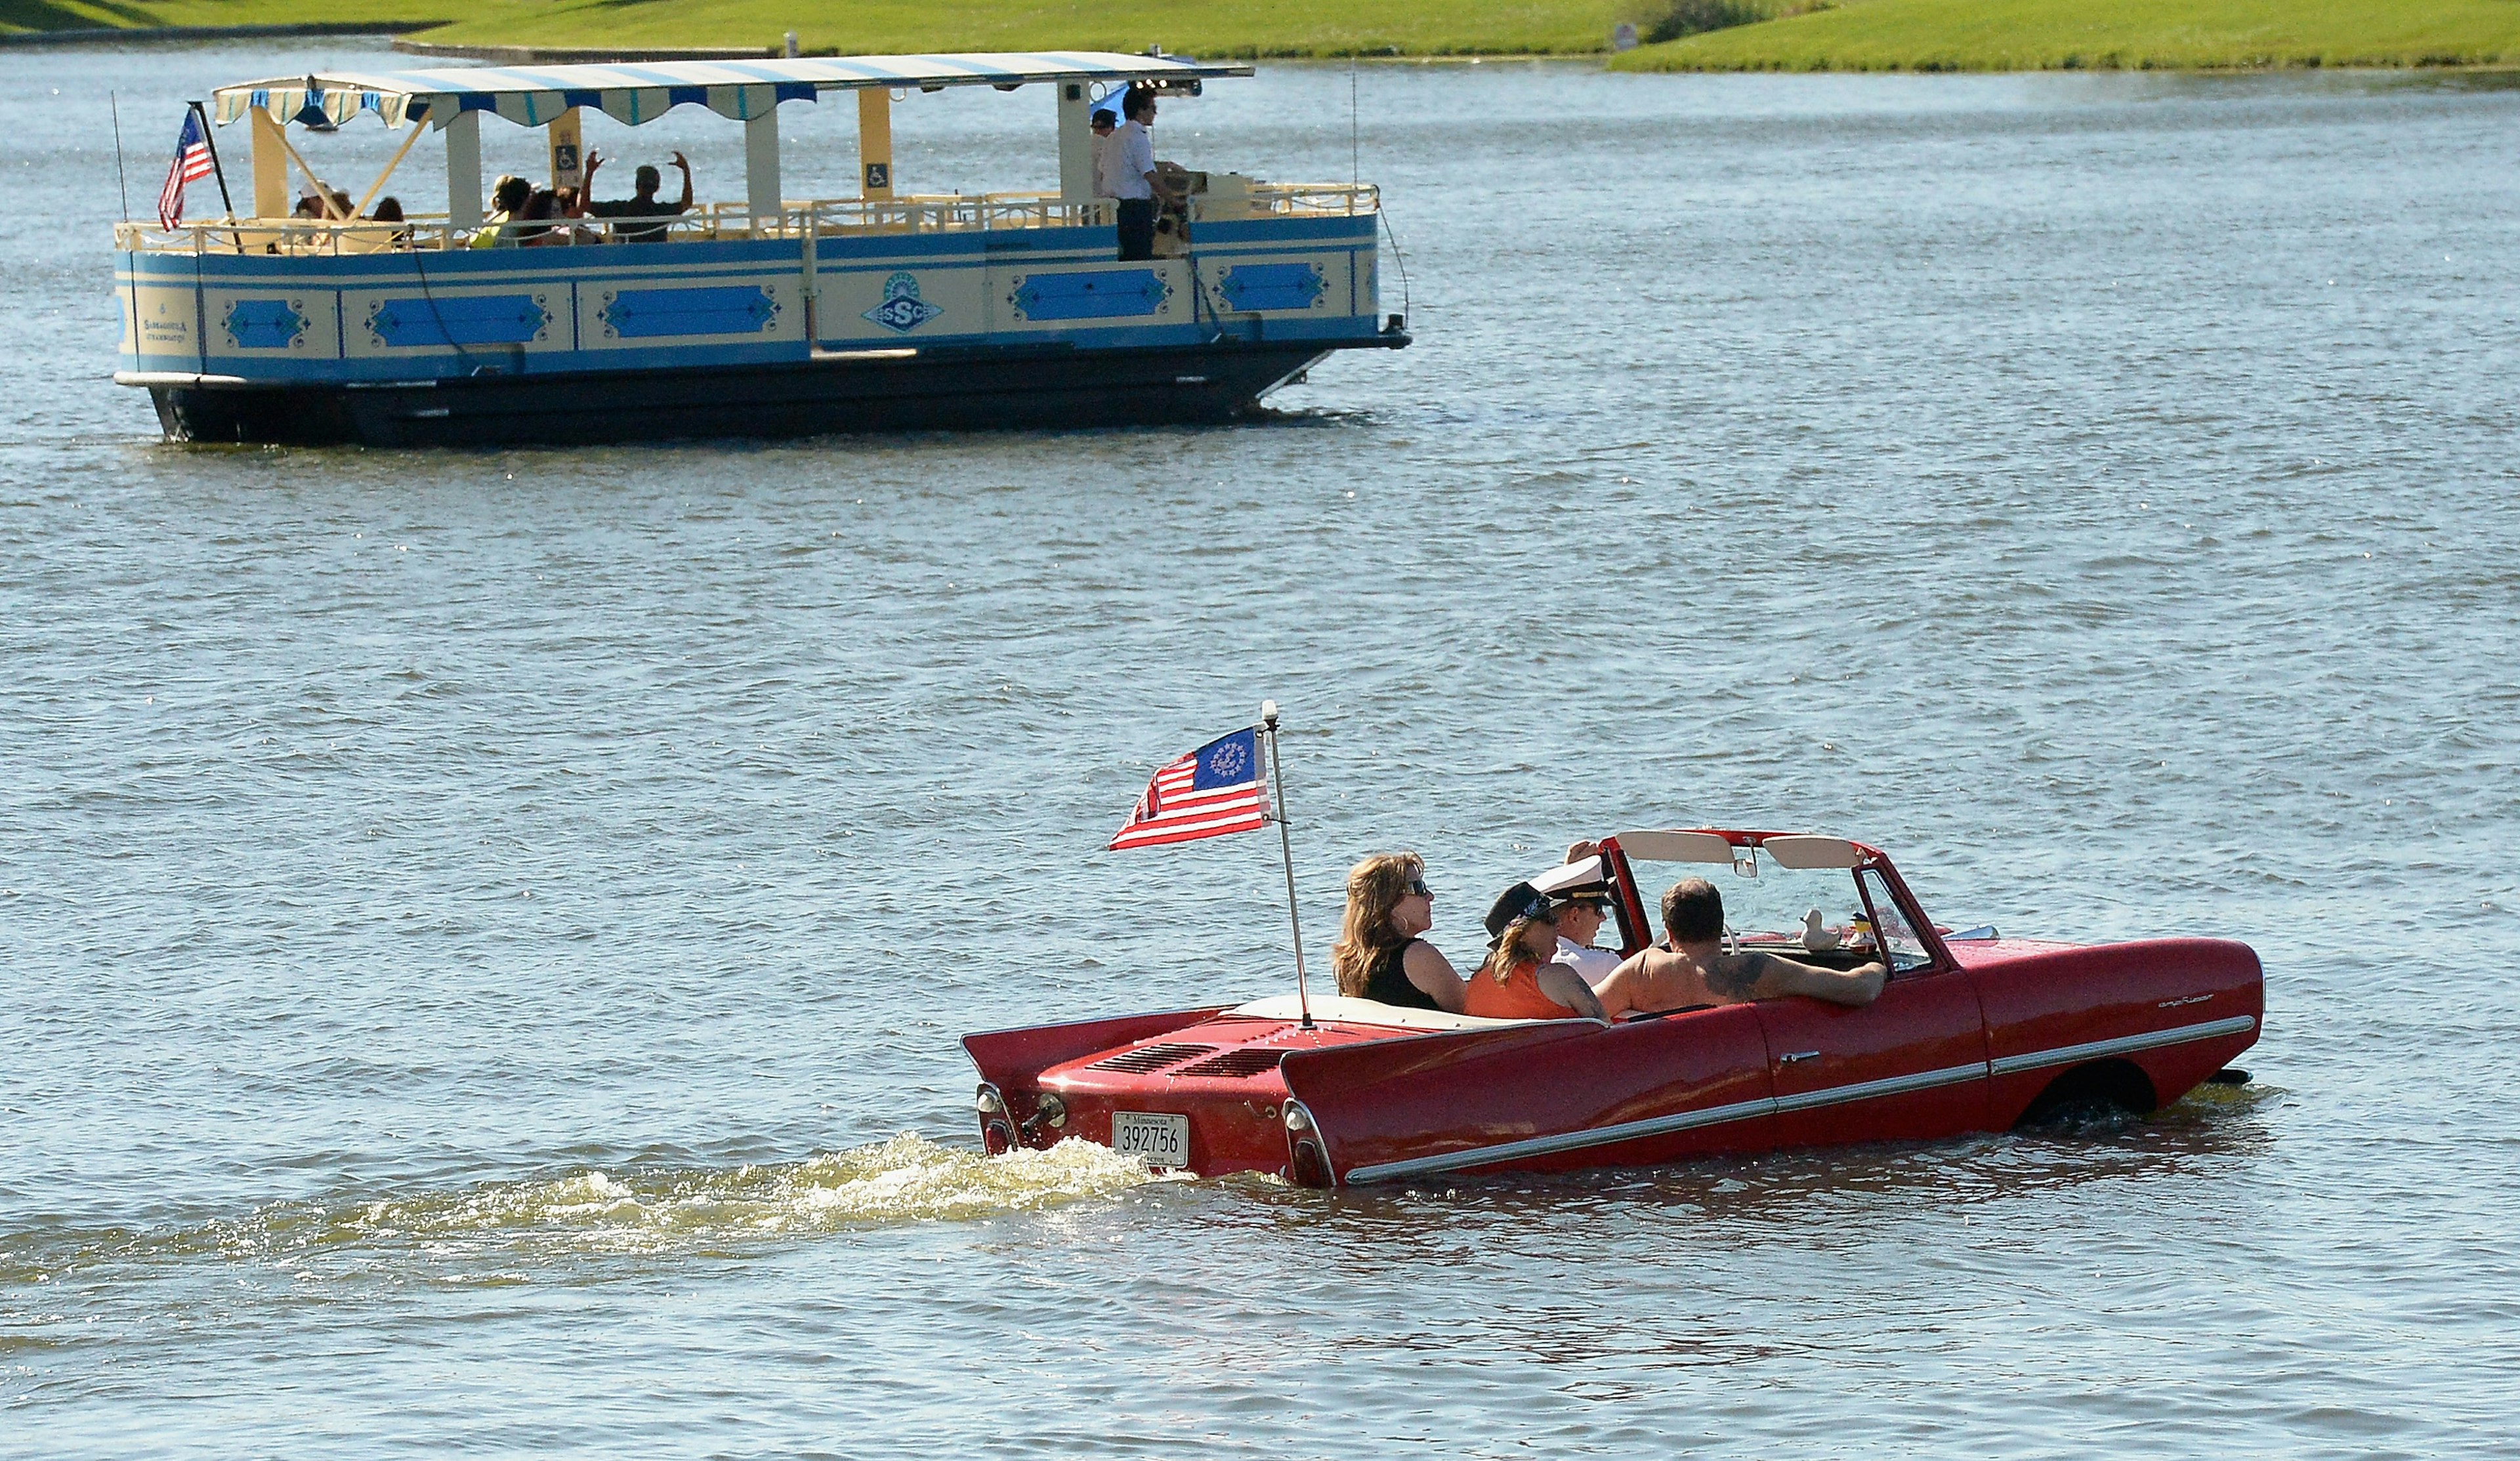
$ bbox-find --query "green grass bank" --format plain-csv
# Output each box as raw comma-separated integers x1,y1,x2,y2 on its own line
1616,0,2520,73
0,0,1629,55
9,0,2520,73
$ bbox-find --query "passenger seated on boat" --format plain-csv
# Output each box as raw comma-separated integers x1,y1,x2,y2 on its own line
469,176,535,248
368,195,410,249
1594,878,1885,1021
1545,840,1622,983
1463,883,1607,1021
582,149,694,245
515,188,568,245
334,195,408,256
1330,852,1467,1014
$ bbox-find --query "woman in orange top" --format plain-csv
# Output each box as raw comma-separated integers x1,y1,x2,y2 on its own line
1462,884,1608,1021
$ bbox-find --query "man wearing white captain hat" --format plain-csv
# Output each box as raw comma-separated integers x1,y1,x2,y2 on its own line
1535,840,1622,985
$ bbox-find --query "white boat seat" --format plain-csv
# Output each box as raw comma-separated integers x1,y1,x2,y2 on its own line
1228,994,1599,1032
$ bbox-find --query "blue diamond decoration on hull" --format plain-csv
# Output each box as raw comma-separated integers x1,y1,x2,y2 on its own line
223,298,308,350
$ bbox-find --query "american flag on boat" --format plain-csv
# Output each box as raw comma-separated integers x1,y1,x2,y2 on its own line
1110,727,1269,850
158,109,215,230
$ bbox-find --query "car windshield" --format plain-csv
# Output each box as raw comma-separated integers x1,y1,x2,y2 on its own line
1619,848,1874,960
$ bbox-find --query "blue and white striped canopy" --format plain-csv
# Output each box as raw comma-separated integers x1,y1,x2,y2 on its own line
210,51,1252,131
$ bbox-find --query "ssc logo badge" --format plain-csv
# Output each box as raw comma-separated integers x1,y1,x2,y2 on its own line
863,272,944,333
1207,739,1249,781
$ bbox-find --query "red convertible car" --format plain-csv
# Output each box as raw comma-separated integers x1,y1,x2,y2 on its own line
963,829,2263,1187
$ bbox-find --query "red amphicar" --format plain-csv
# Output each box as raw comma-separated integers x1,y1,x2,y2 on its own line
963,829,2263,1187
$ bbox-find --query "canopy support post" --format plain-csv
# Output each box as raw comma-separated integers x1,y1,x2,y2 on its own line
273,129,348,218
444,110,481,236
249,108,287,220
1057,82,1093,205
745,108,781,234
801,211,820,346
856,89,892,199
352,120,427,220
548,106,584,194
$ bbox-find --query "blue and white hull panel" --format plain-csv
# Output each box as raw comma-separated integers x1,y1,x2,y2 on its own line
114,215,1402,445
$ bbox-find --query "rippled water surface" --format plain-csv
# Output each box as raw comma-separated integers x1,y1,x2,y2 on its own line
6,44,2519,1458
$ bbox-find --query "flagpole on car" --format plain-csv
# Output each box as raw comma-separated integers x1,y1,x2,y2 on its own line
1259,700,1314,1030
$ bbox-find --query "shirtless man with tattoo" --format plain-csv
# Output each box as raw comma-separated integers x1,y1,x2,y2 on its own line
1593,877,1885,1021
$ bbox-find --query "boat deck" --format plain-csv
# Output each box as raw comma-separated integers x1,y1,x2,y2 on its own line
112,184,1379,257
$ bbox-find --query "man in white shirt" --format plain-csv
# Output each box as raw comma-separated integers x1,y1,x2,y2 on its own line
1110,87,1161,261
1550,888,1622,985
1090,108,1119,199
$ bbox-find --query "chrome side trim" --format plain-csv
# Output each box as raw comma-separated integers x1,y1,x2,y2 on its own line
1337,1014,2257,1185
1771,1060,1987,1113
1341,1092,1776,1185
1988,1015,2258,1077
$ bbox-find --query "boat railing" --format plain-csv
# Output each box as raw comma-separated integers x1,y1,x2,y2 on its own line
112,182,1383,257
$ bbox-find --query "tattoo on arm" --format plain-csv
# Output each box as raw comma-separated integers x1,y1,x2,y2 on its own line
1709,955,1764,1000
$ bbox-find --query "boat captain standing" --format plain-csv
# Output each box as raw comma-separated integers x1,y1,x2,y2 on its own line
1111,87,1164,261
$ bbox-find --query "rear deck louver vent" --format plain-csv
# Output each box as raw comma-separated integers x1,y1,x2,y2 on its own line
1089,1042,1219,1074
1177,1048,1287,1080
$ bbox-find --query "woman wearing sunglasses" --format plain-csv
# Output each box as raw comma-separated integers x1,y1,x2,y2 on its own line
1330,852,1467,1014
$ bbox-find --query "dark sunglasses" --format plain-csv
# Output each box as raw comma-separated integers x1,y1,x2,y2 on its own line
1404,878,1431,897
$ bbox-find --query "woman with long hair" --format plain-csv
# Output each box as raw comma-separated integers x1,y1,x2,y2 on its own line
1330,852,1466,1014
1463,884,1608,1021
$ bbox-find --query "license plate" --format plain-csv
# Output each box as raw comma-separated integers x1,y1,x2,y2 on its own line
1111,1111,1190,1169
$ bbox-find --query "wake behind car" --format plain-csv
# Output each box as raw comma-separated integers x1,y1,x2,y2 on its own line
963,828,2263,1187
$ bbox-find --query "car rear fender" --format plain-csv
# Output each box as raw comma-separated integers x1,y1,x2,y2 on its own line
963,1006,1232,1089
1973,937,2263,1119
1280,1006,1776,1185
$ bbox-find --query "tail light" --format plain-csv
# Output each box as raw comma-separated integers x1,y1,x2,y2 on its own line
1283,1101,1335,1188
976,1083,1015,1156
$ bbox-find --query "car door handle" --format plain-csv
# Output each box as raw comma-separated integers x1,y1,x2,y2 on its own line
1778,1050,1820,1065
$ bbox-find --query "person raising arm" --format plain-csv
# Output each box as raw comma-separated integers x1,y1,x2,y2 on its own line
582,150,694,244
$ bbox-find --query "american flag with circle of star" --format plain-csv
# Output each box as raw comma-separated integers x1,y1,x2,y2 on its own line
1109,727,1268,850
